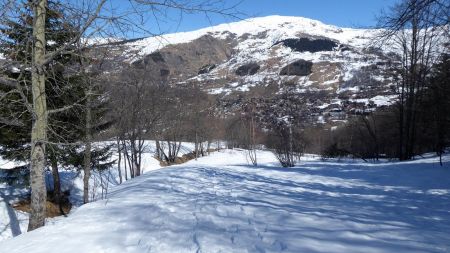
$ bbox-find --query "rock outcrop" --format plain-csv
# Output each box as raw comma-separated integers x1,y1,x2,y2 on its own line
235,62,260,76
279,60,313,76
276,38,338,53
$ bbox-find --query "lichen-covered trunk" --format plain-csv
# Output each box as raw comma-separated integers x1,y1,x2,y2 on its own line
28,0,48,232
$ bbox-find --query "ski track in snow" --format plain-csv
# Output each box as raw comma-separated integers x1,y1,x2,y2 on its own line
1,150,450,252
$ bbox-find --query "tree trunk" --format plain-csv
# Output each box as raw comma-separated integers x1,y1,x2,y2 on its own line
167,140,172,163
200,141,204,157
289,125,293,165
175,141,182,160
130,138,140,177
138,139,144,176
116,138,122,184
83,83,92,204
51,159,61,201
156,140,161,160
50,156,66,216
50,157,61,204
83,140,92,204
99,170,104,199
28,0,48,232
122,141,134,178
122,141,128,180
195,132,198,160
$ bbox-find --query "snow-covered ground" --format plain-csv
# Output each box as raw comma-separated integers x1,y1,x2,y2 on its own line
0,141,201,241
1,149,449,253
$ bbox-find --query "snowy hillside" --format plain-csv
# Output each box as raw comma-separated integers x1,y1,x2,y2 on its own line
1,150,449,253
107,15,404,126
127,15,376,56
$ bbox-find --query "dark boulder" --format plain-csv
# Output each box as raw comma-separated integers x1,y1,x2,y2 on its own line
198,64,216,74
133,51,165,67
276,38,338,53
280,60,313,76
339,45,352,52
149,52,165,63
235,62,260,76
160,69,170,77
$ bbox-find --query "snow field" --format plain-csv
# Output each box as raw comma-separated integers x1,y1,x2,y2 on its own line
0,141,215,241
0,149,449,252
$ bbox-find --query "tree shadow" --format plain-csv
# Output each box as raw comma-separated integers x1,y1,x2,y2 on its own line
3,160,449,252
0,187,22,237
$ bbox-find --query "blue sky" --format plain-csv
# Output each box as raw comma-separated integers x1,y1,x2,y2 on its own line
236,0,398,28
106,0,399,38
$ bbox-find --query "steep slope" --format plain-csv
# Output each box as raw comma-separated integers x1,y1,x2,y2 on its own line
1,150,449,253
113,16,399,125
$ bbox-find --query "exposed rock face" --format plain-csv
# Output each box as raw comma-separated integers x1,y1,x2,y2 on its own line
309,62,341,87
235,62,260,76
276,38,338,53
131,34,233,82
148,52,165,63
280,60,313,76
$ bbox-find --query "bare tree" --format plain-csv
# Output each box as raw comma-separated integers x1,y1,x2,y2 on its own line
181,84,215,160
111,66,166,176
376,0,449,160
242,98,258,166
423,55,450,165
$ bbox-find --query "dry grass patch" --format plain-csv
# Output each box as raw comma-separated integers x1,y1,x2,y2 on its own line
12,191,72,218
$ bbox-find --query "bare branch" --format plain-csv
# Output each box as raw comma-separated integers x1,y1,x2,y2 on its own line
47,98,86,115
43,0,108,66
0,115,24,127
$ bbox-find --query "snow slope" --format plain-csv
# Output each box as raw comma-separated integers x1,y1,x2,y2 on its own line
127,15,375,57
1,150,449,253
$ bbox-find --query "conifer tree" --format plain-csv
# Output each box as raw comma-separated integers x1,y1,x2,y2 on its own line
0,0,113,213
0,0,78,209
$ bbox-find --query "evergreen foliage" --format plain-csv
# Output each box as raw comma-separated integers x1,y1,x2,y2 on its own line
0,1,114,181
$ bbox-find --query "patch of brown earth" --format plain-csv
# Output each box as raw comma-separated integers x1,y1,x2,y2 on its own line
12,191,72,218
157,149,219,167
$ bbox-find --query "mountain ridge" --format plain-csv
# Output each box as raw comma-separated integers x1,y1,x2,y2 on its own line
91,15,402,128
123,15,380,59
